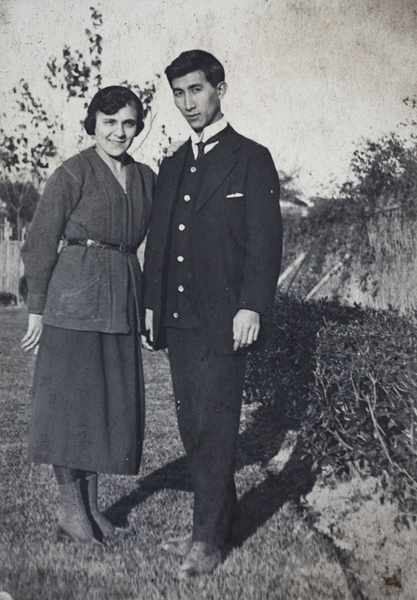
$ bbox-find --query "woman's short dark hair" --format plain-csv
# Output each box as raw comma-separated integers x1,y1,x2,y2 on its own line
84,86,145,136
165,50,225,88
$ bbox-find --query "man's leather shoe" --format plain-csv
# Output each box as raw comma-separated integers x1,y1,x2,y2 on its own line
160,533,192,556
176,542,221,579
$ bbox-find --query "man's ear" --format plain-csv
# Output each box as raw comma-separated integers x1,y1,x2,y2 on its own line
217,81,227,99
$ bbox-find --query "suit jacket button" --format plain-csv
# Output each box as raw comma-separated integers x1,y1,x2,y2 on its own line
184,194,191,202
177,256,184,262
173,312,179,319
178,285,184,292
190,166,197,173
178,224,185,231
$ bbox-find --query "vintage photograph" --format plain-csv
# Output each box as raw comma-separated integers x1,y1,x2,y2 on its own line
1,1,416,598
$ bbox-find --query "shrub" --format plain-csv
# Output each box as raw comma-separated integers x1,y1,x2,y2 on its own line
245,292,363,414
303,309,417,513
245,292,417,513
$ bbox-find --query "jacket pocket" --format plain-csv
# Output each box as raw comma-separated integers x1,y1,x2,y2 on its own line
58,274,100,319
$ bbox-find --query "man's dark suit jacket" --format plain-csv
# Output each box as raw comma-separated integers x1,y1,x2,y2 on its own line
144,125,283,354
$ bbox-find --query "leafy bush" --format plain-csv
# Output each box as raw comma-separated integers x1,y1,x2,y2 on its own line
303,309,417,513
245,292,363,412
245,293,417,513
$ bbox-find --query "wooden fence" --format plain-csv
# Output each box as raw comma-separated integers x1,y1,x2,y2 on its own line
0,240,24,304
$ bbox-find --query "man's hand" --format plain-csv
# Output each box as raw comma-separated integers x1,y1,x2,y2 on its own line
21,313,43,353
141,308,154,351
233,309,260,351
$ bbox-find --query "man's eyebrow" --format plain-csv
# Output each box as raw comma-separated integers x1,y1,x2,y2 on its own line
172,83,202,92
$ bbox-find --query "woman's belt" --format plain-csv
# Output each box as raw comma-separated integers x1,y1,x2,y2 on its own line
64,238,135,255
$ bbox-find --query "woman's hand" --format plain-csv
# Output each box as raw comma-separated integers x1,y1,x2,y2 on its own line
141,308,154,351
21,314,43,353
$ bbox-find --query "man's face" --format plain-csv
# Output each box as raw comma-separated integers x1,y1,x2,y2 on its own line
171,70,226,134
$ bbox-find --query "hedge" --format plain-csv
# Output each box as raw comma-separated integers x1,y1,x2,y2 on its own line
245,293,417,513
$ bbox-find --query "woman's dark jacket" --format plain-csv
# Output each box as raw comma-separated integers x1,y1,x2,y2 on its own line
21,146,155,334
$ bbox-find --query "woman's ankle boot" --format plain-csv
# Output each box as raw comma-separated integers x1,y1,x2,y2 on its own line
57,479,100,545
86,473,132,537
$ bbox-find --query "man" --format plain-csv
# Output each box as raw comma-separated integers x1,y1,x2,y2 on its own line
144,50,282,579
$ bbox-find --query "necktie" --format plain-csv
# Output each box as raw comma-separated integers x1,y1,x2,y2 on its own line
196,141,205,161
195,134,221,162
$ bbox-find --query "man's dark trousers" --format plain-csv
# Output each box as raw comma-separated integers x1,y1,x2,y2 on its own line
166,327,246,547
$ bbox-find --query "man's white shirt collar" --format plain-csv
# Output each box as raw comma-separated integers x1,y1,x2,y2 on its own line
191,117,228,159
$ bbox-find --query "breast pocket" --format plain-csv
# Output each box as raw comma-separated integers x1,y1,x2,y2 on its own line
226,192,244,199
224,191,247,247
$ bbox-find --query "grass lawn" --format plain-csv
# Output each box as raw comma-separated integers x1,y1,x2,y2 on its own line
0,308,416,599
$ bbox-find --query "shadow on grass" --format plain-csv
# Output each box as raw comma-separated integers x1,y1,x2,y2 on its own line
226,294,371,548
110,295,361,545
108,393,316,550
228,399,317,552
106,455,191,527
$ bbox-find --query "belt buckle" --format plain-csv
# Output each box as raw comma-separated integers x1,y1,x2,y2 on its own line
87,239,105,249
119,241,131,254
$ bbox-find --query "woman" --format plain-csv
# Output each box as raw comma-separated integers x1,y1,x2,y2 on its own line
21,86,155,545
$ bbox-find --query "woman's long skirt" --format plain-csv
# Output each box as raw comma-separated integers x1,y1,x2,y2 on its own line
28,294,144,475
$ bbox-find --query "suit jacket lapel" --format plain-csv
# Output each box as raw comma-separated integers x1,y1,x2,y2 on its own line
196,126,241,212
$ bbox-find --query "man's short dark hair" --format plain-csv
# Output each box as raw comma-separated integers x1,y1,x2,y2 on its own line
84,86,145,136
165,50,225,88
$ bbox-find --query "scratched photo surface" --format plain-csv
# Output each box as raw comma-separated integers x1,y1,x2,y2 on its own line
1,1,417,599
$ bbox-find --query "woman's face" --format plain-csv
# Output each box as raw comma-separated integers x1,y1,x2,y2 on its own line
94,104,138,159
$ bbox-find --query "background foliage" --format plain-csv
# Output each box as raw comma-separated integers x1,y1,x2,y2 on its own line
0,7,161,240
281,99,417,309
